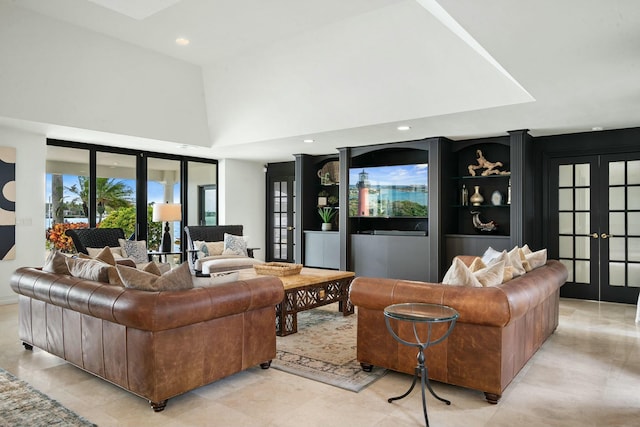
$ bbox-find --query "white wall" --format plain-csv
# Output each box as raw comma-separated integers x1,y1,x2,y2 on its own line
0,3,210,148
218,160,266,260
0,127,47,304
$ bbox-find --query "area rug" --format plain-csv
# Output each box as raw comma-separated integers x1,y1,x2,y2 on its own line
0,367,96,427
272,305,386,392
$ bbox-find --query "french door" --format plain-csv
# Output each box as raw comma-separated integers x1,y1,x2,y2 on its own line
267,175,295,262
548,153,640,303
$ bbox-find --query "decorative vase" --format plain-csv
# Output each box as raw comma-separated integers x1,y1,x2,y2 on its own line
321,222,332,231
470,186,484,206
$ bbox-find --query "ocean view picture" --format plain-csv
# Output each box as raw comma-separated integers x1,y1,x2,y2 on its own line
348,164,428,218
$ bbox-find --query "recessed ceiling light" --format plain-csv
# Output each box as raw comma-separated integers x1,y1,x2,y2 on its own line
303,139,315,143
397,125,411,131
591,126,604,131
175,37,190,46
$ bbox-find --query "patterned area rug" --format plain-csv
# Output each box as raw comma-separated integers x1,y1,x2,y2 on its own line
0,367,96,426
272,305,386,392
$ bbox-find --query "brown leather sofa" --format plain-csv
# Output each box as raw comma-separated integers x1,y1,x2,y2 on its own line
349,258,567,404
10,267,284,411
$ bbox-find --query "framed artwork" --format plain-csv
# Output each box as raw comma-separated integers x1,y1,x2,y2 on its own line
0,147,16,260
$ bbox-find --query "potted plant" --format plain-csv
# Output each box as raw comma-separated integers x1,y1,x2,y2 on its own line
318,207,337,231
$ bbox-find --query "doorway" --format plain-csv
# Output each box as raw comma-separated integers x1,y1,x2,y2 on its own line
547,154,640,303
266,165,296,263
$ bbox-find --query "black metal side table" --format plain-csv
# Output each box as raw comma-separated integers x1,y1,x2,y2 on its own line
384,303,459,427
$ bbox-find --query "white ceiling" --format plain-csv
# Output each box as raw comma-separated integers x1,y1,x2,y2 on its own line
8,0,640,162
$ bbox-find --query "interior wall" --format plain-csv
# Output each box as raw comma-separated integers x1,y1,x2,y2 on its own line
218,159,266,260
0,127,46,304
0,3,210,147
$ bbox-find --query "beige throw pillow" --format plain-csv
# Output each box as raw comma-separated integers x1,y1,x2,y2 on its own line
87,246,123,258
475,261,505,287
508,246,527,277
117,262,193,291
442,257,482,287
66,257,111,282
468,257,486,273
524,248,547,271
43,251,71,275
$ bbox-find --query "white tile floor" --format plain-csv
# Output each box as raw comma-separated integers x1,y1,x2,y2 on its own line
1,298,638,427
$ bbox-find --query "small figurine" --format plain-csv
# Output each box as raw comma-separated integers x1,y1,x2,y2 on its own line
471,211,498,232
468,150,510,176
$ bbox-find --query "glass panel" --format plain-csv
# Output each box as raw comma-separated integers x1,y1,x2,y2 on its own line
280,229,287,243
280,213,287,227
609,161,625,186
559,213,573,234
628,187,640,210
609,187,625,210
273,181,280,193
628,238,640,262
575,260,590,283
560,259,574,282
575,212,589,235
559,236,573,258
575,236,590,259
610,212,625,235
574,188,589,210
628,160,640,185
273,245,281,259
609,262,625,286
575,163,590,186
628,263,640,287
609,237,625,261
187,161,217,227
274,214,280,227
45,146,90,254
148,157,181,251
629,212,640,235
558,165,573,187
96,151,137,236
558,189,573,210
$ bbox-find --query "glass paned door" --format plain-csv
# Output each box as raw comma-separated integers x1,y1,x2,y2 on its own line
268,176,295,262
549,154,640,304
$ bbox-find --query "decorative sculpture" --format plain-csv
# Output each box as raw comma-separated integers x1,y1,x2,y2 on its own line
468,150,510,176
471,211,498,232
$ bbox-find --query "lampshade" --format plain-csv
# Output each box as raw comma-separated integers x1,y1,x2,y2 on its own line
152,203,182,222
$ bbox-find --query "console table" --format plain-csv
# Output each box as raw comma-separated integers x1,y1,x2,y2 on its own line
384,303,459,427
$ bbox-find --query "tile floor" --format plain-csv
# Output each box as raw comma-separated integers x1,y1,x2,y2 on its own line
0,298,638,427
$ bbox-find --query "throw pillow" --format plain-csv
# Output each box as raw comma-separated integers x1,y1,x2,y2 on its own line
481,246,503,265
223,233,248,256
199,241,225,257
87,246,123,258
474,260,505,287
508,246,527,277
141,261,162,276
442,257,482,287
66,257,111,283
502,265,514,283
117,262,193,291
524,248,547,271
118,239,148,264
468,257,486,273
93,246,116,266
43,250,71,275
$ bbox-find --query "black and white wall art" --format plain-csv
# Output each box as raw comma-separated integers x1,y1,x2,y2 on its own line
0,147,16,260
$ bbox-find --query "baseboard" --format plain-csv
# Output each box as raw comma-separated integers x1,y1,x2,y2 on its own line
0,295,18,305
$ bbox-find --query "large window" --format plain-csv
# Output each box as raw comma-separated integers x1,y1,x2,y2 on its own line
45,140,216,256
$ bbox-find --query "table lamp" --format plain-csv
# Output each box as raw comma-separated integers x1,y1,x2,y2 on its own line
152,202,182,252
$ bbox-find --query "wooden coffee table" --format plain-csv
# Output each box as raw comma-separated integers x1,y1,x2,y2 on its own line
239,267,355,336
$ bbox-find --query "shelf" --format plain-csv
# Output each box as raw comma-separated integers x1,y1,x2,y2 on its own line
453,204,510,208
452,174,510,180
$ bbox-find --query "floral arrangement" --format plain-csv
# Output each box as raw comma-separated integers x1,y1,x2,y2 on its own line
46,222,88,253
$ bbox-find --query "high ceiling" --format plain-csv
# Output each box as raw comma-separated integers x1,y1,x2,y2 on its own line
7,0,640,162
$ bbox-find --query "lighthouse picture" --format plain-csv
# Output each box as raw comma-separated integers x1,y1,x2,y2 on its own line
349,164,428,218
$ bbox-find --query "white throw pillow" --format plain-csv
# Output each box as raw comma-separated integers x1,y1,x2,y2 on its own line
475,261,505,287
481,246,503,265
524,248,547,271
508,246,527,277
223,233,248,256
442,258,482,287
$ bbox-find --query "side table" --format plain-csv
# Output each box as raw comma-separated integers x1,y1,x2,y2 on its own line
384,303,459,427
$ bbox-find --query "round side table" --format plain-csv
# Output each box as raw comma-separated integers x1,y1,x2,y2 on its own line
384,302,459,427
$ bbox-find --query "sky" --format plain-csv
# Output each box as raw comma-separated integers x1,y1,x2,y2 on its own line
349,164,428,187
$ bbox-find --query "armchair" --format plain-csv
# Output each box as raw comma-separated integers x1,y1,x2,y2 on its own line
65,228,126,254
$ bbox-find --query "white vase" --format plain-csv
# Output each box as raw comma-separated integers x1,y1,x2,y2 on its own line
321,223,332,231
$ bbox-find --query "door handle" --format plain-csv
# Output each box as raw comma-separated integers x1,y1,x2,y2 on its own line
601,233,611,239
287,226,294,231
590,233,599,239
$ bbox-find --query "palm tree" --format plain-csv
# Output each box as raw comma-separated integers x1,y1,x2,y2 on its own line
66,176,134,222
